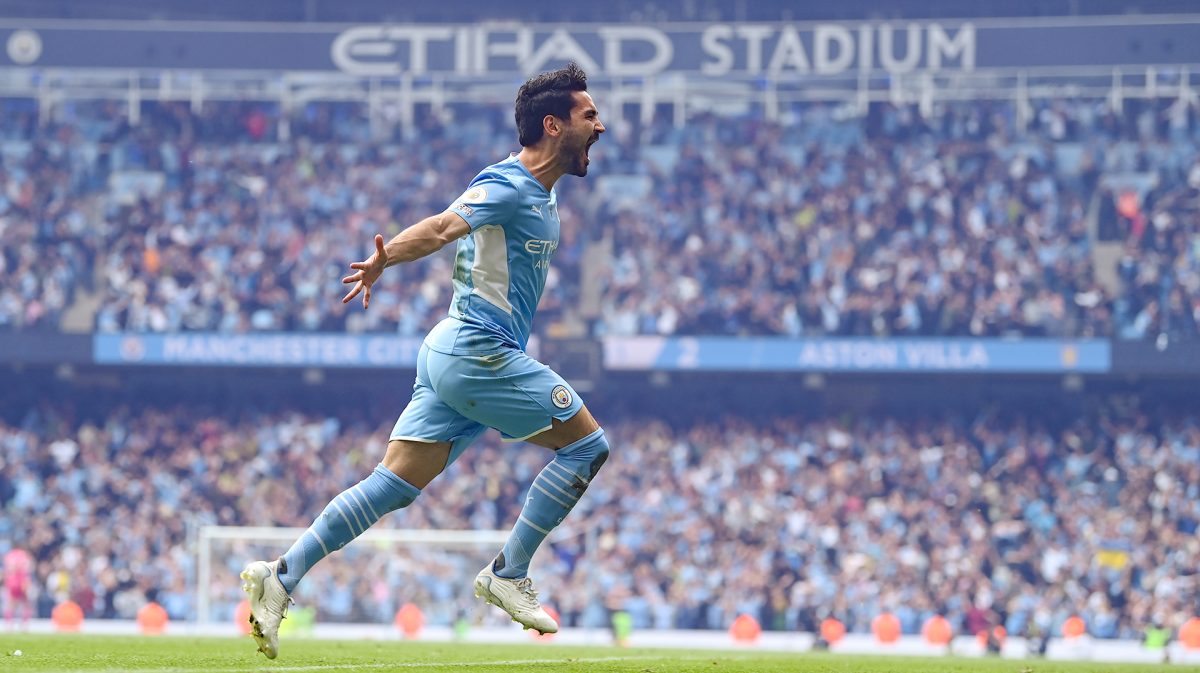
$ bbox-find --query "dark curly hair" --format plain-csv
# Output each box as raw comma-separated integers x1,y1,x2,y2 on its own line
514,62,589,147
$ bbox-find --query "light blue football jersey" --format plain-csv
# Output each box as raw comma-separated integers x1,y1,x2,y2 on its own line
425,155,561,355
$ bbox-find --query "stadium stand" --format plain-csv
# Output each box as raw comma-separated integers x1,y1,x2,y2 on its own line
1,388,1196,639
2,4,1199,662
1,98,1197,339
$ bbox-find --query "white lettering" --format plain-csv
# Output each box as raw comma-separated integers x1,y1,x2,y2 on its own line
879,23,922,74
160,335,372,365
927,23,975,71
366,337,420,365
455,26,471,75
331,26,397,76
799,341,899,369
329,22,980,78
331,26,454,76
476,26,533,75
734,25,774,75
904,343,939,368
599,26,674,77
815,25,854,74
678,338,700,368
766,26,810,74
902,342,990,369
965,343,989,368
799,343,824,368
404,27,453,74
857,24,873,74
524,239,559,254
701,24,734,76
163,336,189,361
854,342,898,368
524,29,600,75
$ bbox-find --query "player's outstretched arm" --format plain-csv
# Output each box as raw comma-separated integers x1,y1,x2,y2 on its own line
341,211,470,309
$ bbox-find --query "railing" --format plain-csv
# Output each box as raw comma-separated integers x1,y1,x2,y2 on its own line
1,16,1199,130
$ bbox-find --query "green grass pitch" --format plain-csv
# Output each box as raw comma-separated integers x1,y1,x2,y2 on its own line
0,634,1196,673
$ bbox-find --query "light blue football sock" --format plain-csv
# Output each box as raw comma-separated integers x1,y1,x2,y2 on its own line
277,464,420,594
493,428,610,579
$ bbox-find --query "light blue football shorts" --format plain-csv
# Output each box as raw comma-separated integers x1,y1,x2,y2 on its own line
390,343,585,467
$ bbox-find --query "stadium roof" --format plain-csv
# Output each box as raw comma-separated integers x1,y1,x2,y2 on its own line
0,0,1192,24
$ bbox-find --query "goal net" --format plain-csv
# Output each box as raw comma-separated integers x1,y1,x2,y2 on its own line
196,526,512,629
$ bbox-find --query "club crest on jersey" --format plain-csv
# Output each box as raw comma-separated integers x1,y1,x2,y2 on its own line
551,385,572,409
459,186,488,203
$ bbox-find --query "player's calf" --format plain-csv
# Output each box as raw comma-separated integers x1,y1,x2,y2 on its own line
493,427,608,579
476,428,608,631
276,464,421,593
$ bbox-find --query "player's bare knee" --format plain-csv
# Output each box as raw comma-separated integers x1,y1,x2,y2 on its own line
383,439,451,489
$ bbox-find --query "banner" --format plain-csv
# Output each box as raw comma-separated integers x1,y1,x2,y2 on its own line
2,17,1199,76
93,333,424,368
0,333,91,365
1112,339,1200,374
602,337,1111,373
0,332,1121,373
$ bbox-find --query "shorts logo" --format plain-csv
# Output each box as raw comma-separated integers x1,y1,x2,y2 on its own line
551,385,572,409
459,186,488,203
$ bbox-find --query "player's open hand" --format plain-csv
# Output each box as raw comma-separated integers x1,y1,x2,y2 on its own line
342,234,388,309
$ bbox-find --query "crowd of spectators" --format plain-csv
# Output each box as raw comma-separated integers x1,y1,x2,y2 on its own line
1,395,1196,640
0,96,1197,338
0,100,583,336
593,98,1199,338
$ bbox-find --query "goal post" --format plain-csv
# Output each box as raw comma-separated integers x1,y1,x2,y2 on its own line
196,526,510,625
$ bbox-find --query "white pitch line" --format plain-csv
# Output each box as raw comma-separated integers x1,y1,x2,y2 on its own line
46,654,708,673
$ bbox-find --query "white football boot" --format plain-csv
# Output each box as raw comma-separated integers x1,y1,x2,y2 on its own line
473,563,559,634
240,560,292,659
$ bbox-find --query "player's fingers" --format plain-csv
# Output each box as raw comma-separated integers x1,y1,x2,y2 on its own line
342,270,363,284
374,234,385,255
349,262,368,271
342,282,363,304
363,284,372,309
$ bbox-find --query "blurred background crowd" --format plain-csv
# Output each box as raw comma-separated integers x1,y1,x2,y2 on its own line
1,392,1196,640
3,0,1200,655
1,96,1197,340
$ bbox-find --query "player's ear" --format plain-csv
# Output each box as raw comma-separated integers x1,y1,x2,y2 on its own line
543,115,562,137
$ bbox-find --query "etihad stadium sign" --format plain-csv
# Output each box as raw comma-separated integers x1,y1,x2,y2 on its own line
0,17,1198,76
329,23,975,77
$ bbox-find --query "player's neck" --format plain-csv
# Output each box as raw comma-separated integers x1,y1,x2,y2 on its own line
516,147,563,192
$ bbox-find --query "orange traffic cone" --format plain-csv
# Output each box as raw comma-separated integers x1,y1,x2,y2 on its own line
977,625,1007,650
234,599,253,635
51,601,84,632
1179,618,1200,650
872,613,901,644
922,615,953,645
820,617,846,645
730,613,762,644
137,602,169,635
395,603,424,639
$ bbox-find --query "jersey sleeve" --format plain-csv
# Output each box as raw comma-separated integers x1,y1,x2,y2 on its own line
448,172,520,231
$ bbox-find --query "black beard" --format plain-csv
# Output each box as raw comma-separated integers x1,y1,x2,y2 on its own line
560,144,588,177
